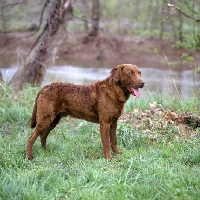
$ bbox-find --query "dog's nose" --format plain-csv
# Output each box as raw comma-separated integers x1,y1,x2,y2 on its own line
140,81,145,87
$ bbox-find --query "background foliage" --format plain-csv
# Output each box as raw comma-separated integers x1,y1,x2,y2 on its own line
1,0,200,49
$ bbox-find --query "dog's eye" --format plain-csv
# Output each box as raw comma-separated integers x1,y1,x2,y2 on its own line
129,71,133,75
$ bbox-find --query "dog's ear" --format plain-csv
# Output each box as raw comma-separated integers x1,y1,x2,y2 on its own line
110,65,124,82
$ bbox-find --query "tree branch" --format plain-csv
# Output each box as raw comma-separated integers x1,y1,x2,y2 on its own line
167,3,200,23
24,0,50,38
0,0,27,8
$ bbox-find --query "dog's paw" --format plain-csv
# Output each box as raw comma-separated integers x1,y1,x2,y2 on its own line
116,151,123,155
111,145,122,155
26,155,34,160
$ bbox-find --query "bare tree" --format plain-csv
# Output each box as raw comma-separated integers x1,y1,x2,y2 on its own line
177,11,183,42
0,71,3,83
10,0,73,89
88,0,100,37
168,3,200,23
159,0,165,40
80,0,89,31
0,0,6,32
167,2,200,45
0,0,8,47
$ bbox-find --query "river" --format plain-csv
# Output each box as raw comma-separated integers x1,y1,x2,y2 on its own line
1,59,200,99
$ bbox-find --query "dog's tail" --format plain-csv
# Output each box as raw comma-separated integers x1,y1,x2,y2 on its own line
30,85,49,128
30,100,37,128
30,90,42,128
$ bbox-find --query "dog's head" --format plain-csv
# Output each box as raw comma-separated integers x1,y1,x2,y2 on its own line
111,64,145,98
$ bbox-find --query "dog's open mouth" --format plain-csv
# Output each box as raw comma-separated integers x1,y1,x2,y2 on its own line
127,86,141,98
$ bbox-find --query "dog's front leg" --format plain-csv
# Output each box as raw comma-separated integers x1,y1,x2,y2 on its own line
100,122,111,159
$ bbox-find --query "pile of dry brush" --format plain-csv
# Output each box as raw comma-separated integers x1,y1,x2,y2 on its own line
120,102,200,139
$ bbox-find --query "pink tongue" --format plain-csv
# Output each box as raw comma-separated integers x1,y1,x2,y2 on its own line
133,88,141,98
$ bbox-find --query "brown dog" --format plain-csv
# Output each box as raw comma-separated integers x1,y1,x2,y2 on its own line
26,64,144,160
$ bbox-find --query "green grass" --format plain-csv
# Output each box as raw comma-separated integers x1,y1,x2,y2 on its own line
125,91,200,114
0,84,200,200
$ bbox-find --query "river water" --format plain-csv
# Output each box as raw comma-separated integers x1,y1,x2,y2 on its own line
1,59,200,99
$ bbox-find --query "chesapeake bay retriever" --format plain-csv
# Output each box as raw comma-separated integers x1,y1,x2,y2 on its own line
26,64,145,160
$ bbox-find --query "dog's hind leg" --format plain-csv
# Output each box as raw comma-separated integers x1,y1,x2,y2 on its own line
40,116,61,149
26,117,51,160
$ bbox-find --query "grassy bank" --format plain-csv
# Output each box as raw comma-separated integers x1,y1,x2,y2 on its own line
0,84,200,200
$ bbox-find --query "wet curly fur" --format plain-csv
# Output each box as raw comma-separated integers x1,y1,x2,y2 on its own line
26,64,144,160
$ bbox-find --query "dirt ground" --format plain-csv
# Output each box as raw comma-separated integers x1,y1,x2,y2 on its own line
1,31,200,71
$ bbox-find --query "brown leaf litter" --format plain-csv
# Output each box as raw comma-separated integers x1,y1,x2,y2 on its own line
119,102,200,140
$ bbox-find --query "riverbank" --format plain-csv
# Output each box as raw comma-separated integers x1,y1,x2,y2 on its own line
60,32,200,71
1,31,200,70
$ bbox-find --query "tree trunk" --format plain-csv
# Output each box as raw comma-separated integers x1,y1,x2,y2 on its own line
0,70,3,83
88,0,100,37
144,0,152,30
178,11,183,42
0,0,8,47
10,0,73,89
159,0,165,41
1,0,7,32
81,0,89,31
